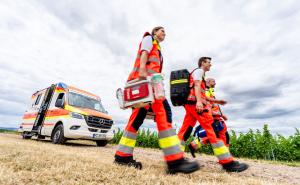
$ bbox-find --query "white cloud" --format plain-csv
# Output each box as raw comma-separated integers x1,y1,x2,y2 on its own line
0,0,299,135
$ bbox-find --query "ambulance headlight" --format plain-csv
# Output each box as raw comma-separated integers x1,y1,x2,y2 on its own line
70,112,84,119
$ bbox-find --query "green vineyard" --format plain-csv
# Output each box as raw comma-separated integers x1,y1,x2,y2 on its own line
111,124,300,162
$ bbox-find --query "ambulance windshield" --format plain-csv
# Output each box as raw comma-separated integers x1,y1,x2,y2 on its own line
68,92,106,113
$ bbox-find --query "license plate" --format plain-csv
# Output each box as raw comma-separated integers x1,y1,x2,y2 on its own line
93,133,106,139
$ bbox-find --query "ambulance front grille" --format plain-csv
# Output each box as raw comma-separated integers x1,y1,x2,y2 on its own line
84,116,113,129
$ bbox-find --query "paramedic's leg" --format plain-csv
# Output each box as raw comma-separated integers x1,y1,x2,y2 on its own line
114,107,148,169
187,106,233,164
177,109,197,151
218,121,230,147
188,106,248,172
152,99,199,174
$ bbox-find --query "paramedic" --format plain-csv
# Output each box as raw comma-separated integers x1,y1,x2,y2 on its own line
114,26,199,174
177,57,248,172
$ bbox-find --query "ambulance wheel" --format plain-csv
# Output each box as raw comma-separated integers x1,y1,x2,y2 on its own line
95,140,108,147
51,124,66,144
22,132,32,139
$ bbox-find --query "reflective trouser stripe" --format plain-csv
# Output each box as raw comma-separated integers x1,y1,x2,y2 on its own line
217,153,232,160
119,137,136,147
159,128,183,161
212,141,232,161
117,144,134,154
163,145,182,156
213,146,229,156
159,135,180,148
117,131,137,155
159,128,176,138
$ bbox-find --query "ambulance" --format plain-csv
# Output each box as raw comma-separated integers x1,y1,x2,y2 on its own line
19,82,114,146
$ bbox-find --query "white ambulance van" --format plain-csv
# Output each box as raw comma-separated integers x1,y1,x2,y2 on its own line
19,82,114,146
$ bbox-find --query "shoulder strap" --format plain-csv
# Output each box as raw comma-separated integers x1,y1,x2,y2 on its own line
190,67,199,75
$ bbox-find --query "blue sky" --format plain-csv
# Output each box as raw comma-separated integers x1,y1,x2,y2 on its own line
0,0,299,135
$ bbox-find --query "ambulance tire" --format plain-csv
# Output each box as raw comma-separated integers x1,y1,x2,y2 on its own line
95,140,108,147
22,132,32,139
51,124,67,144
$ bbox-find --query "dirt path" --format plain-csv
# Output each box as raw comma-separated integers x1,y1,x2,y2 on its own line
0,133,299,185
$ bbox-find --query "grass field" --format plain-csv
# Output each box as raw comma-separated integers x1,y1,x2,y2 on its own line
0,133,299,185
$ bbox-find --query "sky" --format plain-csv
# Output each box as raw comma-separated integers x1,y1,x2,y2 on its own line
0,0,299,136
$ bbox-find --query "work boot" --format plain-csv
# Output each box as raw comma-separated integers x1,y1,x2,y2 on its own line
114,155,142,170
222,161,249,172
188,144,196,158
167,158,200,174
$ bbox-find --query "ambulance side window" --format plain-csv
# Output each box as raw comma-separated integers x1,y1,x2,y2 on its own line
34,94,42,106
55,93,65,105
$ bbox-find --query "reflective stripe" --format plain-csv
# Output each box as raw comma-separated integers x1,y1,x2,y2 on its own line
123,131,137,140
132,67,157,74
213,145,229,156
162,145,182,156
135,54,160,64
171,79,188,85
211,141,224,148
158,128,176,138
211,141,232,160
117,144,134,154
147,69,157,74
217,153,232,160
159,135,180,149
119,136,136,148
148,56,160,64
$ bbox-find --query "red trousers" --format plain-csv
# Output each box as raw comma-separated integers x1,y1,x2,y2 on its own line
115,99,184,163
178,104,233,164
198,120,230,147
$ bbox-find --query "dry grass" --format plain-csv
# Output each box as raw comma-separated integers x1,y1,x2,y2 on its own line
0,133,299,185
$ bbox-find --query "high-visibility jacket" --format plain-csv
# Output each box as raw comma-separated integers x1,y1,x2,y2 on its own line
206,87,222,118
127,32,163,82
187,69,206,103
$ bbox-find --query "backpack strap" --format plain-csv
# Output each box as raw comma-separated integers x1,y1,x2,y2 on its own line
190,68,199,89
190,68,199,75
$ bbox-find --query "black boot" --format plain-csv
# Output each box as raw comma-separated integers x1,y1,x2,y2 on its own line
114,155,142,170
188,144,196,158
167,158,200,174
222,161,249,172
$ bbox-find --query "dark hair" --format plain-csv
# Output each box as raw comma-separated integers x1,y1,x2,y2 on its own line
151,26,164,35
198,57,212,67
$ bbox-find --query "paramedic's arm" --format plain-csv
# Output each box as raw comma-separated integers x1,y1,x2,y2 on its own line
194,80,204,113
222,114,228,121
206,97,227,105
139,51,148,80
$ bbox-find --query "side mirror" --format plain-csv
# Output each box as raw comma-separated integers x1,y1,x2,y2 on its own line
55,99,64,108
